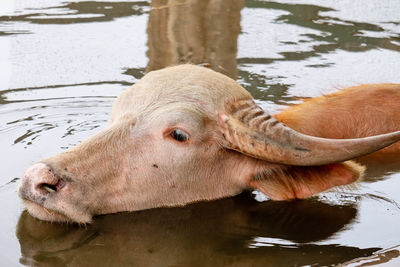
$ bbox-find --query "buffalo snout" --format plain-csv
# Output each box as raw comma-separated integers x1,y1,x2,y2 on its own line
19,163,66,205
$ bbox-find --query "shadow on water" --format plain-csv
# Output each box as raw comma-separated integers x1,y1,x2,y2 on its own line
17,194,379,267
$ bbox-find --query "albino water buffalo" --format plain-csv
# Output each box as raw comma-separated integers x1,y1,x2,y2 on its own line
19,64,400,223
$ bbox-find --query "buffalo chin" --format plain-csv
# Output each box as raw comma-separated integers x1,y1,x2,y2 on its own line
22,199,92,224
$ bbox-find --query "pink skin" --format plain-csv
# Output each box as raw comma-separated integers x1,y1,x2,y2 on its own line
19,112,257,223
19,65,397,224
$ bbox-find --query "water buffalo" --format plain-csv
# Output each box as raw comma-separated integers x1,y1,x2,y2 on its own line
18,64,400,223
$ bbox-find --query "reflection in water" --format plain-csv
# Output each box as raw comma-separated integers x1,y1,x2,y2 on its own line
143,0,295,105
0,81,131,105
235,0,400,107
342,246,400,266
146,0,244,79
1,0,399,266
0,2,149,26
0,82,126,148
17,194,378,266
237,70,296,105
126,0,400,107
243,0,400,65
358,152,400,182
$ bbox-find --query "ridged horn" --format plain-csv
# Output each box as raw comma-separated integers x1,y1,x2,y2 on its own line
218,99,400,166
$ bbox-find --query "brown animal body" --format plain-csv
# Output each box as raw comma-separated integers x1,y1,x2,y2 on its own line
277,84,400,148
18,65,400,223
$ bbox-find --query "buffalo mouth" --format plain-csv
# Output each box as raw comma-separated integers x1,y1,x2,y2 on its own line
18,176,93,224
22,199,76,223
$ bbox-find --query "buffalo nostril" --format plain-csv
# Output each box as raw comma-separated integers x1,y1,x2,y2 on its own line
40,183,58,193
22,162,68,196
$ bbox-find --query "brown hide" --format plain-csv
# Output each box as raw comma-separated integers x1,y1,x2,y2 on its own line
275,83,400,181
276,84,400,151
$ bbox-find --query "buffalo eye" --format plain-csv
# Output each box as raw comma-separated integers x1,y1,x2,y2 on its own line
171,129,189,142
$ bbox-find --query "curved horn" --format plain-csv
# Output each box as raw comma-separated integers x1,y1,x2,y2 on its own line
218,99,400,166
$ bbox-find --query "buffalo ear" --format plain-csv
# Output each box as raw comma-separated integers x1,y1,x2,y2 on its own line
249,161,365,201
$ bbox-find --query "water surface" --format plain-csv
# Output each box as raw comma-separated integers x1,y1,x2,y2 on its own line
1,0,400,266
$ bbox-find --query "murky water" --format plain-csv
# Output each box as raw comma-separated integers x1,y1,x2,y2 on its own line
1,0,400,266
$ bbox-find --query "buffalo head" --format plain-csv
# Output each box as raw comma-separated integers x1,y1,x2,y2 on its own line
18,65,400,223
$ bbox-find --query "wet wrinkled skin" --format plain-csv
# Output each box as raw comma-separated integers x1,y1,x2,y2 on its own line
17,194,380,267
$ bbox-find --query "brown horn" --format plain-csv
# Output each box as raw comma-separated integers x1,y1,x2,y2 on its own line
218,99,400,166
